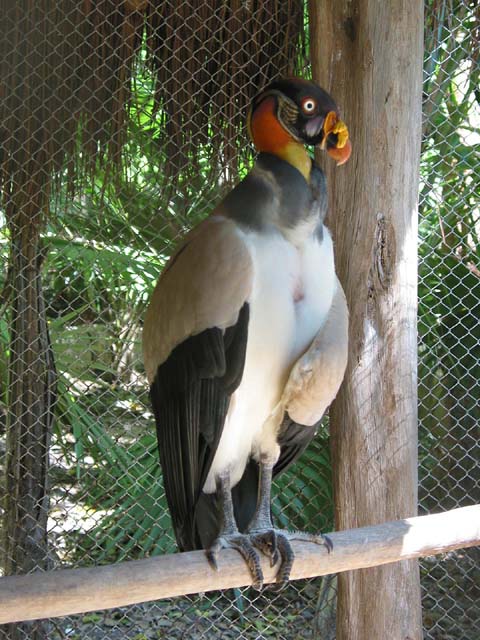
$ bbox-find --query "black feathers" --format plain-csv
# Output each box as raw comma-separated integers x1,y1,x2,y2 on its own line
275,416,318,477
223,154,328,234
149,303,249,551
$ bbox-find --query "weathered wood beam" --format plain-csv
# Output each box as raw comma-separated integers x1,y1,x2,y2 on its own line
309,0,424,638
1,505,478,625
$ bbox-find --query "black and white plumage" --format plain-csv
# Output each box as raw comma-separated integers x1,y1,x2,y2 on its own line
143,78,350,588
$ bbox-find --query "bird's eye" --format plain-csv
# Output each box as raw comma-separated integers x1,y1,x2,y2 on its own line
301,97,317,114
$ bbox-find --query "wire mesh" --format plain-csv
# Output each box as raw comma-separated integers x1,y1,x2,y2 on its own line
0,1,478,639
419,2,479,638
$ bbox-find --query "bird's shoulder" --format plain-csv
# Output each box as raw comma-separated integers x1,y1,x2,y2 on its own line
218,163,280,230
143,215,253,382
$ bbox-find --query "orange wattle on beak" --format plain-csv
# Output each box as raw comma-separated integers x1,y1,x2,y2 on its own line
321,110,352,166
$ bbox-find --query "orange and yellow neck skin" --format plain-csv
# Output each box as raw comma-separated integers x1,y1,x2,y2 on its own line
248,96,312,182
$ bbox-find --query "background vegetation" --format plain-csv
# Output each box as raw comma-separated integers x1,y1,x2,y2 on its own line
0,1,478,638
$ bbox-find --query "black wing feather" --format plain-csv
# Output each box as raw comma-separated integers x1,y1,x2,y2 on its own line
149,303,249,551
274,416,319,477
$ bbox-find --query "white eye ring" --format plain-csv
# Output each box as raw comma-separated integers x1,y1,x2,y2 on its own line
302,98,316,113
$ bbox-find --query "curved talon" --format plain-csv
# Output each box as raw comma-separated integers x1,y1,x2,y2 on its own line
247,527,333,589
274,533,295,588
206,534,264,590
206,550,218,570
206,538,222,570
322,534,333,553
289,530,334,553
250,529,278,567
248,529,295,589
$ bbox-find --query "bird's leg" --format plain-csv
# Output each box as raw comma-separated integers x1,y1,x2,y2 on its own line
248,461,276,532
247,461,287,572
206,470,264,590
247,460,333,588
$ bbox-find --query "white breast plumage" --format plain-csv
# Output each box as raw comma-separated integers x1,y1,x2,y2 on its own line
203,225,335,493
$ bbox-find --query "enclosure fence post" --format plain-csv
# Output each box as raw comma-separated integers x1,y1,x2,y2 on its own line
310,1,424,638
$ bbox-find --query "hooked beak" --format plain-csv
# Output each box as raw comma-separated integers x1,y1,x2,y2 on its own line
320,111,352,165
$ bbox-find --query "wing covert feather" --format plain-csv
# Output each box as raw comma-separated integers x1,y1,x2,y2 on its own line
143,215,253,382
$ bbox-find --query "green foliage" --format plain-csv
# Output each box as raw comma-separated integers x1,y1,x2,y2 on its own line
0,2,477,566
419,1,479,508
273,430,333,534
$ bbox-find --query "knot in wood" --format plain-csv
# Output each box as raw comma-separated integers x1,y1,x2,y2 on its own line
373,212,395,291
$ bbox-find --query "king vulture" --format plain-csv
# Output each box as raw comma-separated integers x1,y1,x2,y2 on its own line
143,77,350,588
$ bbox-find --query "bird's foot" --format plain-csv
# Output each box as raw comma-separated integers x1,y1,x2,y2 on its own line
248,528,333,589
206,533,264,590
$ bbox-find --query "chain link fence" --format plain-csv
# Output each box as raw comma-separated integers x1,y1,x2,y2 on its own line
418,3,479,638
0,1,478,639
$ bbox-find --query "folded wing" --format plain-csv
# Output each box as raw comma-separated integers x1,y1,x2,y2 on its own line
143,215,254,550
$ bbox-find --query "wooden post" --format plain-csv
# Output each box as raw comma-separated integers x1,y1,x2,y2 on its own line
309,1,424,638
1,220,56,640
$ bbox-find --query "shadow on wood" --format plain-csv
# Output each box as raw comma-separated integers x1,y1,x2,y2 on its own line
1,505,478,625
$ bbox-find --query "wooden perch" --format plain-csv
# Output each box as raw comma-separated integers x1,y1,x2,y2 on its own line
1,505,479,625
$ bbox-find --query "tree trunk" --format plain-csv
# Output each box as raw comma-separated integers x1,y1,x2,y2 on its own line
309,1,423,638
1,220,56,640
